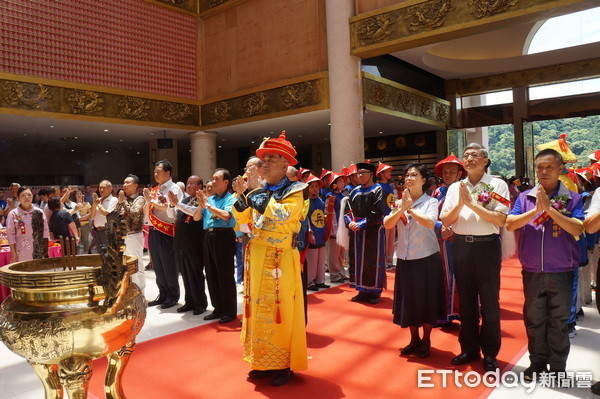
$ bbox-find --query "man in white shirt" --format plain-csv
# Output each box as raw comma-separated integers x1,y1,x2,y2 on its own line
441,143,510,371
143,160,184,309
89,180,118,252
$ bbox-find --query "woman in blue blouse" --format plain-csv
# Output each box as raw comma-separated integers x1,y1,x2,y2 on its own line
384,163,445,358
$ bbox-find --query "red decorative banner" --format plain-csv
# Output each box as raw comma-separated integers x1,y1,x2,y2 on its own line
491,192,511,207
532,211,550,227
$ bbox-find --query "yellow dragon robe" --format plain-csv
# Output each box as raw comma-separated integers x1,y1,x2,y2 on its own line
232,179,308,371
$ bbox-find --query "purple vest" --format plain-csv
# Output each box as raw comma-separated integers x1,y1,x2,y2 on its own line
516,185,581,273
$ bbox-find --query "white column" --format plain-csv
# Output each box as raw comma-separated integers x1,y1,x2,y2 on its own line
189,131,217,182
326,0,364,170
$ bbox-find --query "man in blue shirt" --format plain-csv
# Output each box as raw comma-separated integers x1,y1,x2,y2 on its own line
193,168,238,324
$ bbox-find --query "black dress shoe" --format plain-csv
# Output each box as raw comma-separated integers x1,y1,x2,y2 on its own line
177,304,194,313
316,283,330,289
368,295,380,304
193,307,206,316
482,356,498,371
147,297,165,307
219,315,236,324
351,292,368,302
523,363,548,381
160,300,178,309
248,369,276,379
270,368,293,387
400,338,422,355
451,352,481,365
203,312,221,321
417,340,431,358
307,285,319,291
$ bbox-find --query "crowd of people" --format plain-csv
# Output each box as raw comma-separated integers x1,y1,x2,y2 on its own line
1,132,599,392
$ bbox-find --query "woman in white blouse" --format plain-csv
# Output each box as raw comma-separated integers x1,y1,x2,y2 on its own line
384,163,445,358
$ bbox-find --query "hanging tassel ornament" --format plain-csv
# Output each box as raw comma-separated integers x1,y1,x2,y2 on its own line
243,243,251,318
274,248,282,324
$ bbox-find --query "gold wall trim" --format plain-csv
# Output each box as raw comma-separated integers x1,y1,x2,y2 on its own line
0,77,200,128
451,57,600,96
200,74,329,129
350,0,598,58
0,72,199,105
143,0,199,15
363,72,450,128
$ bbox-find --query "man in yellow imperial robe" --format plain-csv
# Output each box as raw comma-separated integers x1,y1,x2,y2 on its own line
232,131,308,387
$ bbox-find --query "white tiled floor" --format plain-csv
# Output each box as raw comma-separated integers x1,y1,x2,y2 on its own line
1,254,599,398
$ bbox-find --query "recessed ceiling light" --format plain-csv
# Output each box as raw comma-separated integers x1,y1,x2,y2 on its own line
71,149,75,152
299,135,303,138
379,131,383,134
50,125,54,128
222,138,226,141
119,139,123,142
150,133,154,136
104,129,109,132
251,141,255,144
328,123,331,126
136,152,140,155
218,145,222,149
105,150,109,153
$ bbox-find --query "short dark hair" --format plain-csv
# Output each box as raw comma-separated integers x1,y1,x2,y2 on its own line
535,148,563,164
403,162,432,191
16,186,31,197
155,160,172,174
48,196,62,211
127,174,140,185
38,188,49,197
215,168,232,191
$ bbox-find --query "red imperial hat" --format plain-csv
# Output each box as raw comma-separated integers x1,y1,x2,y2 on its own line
434,155,466,178
347,163,358,175
588,150,600,162
340,166,349,177
376,163,392,175
329,172,343,188
256,131,298,166
305,174,324,188
319,169,332,180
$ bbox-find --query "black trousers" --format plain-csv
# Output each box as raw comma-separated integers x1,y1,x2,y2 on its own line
204,229,237,318
149,228,180,302
453,236,501,357
522,270,573,370
176,249,208,310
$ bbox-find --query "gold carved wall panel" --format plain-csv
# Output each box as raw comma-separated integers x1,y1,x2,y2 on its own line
363,73,450,127
350,0,597,57
151,0,198,14
0,77,199,128
201,76,326,128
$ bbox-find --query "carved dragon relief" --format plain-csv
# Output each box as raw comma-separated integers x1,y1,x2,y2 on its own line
161,102,193,123
97,212,127,310
370,82,390,107
281,82,316,108
66,90,105,114
3,82,53,109
243,92,269,117
205,101,232,124
468,0,518,19
404,0,455,32
396,90,416,113
117,96,150,119
436,103,450,123
356,14,396,46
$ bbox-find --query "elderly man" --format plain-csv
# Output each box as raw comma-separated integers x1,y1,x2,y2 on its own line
345,162,386,304
143,160,184,309
167,176,208,315
440,143,509,371
116,174,146,292
232,131,308,387
507,149,584,380
89,180,118,252
193,168,237,323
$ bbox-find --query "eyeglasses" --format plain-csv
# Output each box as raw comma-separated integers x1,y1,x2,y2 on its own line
463,153,482,160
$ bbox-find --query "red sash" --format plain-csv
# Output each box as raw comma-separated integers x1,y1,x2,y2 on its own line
149,186,175,236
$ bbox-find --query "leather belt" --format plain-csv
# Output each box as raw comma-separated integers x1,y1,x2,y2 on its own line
206,227,233,232
93,226,106,231
454,234,498,243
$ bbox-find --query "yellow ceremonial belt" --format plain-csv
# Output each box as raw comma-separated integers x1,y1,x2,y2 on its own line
252,230,294,248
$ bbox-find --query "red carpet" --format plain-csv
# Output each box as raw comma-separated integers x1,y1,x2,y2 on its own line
88,259,527,398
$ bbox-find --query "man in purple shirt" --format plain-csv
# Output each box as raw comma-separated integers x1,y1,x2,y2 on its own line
506,148,584,381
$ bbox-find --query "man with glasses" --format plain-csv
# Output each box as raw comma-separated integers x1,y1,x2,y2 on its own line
344,162,386,304
441,143,510,371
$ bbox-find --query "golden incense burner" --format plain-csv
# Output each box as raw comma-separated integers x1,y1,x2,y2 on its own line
0,213,146,399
